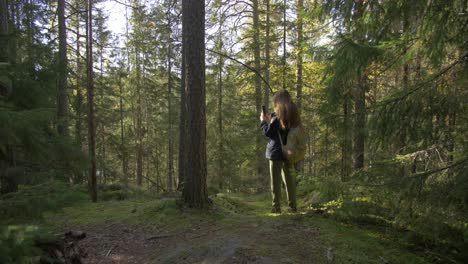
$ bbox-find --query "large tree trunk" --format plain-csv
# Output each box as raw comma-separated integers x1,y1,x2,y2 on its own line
86,0,97,202
181,0,208,208
57,0,68,136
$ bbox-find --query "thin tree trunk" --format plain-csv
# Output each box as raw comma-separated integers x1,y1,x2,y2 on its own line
167,29,173,192
282,0,287,90
295,0,303,110
57,0,68,135
181,0,208,208
86,0,97,202
178,16,187,191
99,45,106,183
217,24,224,190
8,0,16,65
75,4,83,151
136,51,143,186
252,0,265,191
353,76,365,169
0,0,9,63
119,72,127,185
341,95,351,181
263,0,270,110
352,0,365,170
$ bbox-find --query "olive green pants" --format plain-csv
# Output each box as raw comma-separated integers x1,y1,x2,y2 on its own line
269,160,296,209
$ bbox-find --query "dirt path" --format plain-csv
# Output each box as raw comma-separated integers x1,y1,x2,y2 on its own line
72,213,327,264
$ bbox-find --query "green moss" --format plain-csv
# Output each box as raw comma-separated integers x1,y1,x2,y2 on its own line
303,215,427,264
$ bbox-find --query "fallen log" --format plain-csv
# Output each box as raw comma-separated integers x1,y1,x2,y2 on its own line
36,231,87,264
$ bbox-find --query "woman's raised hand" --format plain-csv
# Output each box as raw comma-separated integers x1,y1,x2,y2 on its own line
260,112,271,122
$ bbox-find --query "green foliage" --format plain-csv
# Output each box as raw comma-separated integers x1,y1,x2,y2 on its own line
0,225,48,264
98,183,146,201
0,182,87,224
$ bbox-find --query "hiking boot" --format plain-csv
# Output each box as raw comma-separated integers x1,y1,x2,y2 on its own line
271,206,281,214
287,206,297,213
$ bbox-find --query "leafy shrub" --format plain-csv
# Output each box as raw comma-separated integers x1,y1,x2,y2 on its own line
0,225,44,264
0,181,87,224
98,183,146,201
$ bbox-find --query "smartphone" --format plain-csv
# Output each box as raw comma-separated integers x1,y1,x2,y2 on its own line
262,105,266,114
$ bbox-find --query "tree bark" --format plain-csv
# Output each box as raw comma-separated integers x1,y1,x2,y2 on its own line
167,24,173,192
57,0,68,136
86,0,97,202
353,76,365,170
217,24,224,190
178,12,187,191
118,71,128,186
352,0,365,170
0,0,9,63
282,0,287,90
75,3,83,151
295,0,303,110
263,0,270,110
181,0,208,208
252,0,265,191
135,48,143,187
341,95,352,181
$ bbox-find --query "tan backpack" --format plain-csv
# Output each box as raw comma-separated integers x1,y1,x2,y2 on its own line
277,126,307,163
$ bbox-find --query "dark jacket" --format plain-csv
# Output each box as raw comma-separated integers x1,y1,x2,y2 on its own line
260,112,288,160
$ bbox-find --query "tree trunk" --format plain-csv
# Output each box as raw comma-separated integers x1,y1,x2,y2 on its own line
0,147,18,195
252,0,265,191
341,95,352,181
136,53,143,186
181,0,208,208
263,0,270,110
282,0,287,90
217,24,224,190
86,0,97,202
352,0,365,170
119,72,128,186
75,4,83,151
57,0,68,136
0,0,9,63
167,30,173,192
353,76,365,170
295,0,303,110
178,15,187,191
99,45,106,184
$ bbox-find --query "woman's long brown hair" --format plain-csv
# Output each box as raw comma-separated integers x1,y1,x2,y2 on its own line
272,89,301,129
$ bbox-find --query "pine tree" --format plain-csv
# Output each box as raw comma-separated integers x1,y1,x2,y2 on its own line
181,0,209,208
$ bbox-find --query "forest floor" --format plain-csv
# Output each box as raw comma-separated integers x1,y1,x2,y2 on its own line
42,192,427,264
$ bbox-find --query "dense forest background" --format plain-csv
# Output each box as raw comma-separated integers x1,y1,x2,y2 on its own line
0,0,467,263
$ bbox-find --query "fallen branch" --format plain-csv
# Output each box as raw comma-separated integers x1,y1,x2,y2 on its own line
106,245,117,257
146,234,175,240
206,48,274,93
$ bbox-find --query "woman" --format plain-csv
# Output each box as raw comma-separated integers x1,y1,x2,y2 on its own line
260,89,300,213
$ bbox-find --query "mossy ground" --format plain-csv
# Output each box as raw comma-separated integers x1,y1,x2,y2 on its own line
2,187,429,263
